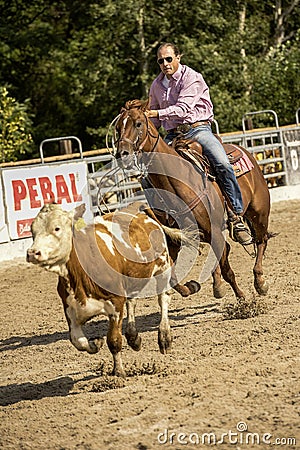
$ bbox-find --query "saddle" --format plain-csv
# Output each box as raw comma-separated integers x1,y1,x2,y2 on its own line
173,136,245,179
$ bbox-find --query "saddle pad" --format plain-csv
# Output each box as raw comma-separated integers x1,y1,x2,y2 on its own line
232,148,254,178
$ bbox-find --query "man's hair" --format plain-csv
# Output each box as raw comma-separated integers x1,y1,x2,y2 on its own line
157,42,181,57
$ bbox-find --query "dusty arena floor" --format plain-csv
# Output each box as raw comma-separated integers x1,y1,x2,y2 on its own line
0,200,299,450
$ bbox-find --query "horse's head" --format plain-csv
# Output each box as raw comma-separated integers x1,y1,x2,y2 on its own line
114,98,153,169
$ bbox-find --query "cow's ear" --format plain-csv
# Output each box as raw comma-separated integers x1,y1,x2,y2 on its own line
73,203,86,221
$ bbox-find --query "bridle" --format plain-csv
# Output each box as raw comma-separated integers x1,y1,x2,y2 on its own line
106,107,211,227
108,110,160,158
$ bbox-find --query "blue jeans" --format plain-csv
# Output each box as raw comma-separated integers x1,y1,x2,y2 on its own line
166,124,244,214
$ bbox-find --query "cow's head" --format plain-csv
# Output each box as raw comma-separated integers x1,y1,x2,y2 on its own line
26,203,85,269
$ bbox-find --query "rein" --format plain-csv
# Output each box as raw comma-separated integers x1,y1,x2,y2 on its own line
113,108,210,221
142,169,210,223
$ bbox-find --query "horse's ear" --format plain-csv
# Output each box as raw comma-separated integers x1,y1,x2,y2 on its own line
141,98,151,112
123,99,144,110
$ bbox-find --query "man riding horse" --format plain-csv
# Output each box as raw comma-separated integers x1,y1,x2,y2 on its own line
145,42,252,246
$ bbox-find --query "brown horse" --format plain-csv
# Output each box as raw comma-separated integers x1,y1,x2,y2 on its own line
113,98,273,300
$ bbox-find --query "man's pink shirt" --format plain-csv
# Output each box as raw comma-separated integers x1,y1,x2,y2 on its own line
149,63,214,130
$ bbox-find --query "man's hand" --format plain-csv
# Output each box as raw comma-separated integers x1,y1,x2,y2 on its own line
145,109,159,118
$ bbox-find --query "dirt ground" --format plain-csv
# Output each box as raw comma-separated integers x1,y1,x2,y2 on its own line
0,200,299,450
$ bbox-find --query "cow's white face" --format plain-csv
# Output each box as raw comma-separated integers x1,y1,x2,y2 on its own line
27,204,74,268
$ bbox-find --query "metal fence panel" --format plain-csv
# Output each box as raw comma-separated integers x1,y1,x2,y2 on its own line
220,110,299,189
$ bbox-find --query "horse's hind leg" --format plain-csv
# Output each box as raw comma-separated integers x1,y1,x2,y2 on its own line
169,242,201,297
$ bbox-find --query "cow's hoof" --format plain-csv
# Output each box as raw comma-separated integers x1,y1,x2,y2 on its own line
159,344,172,355
158,330,172,354
112,368,126,378
125,332,142,351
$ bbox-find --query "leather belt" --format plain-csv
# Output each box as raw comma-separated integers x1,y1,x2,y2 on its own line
170,121,211,134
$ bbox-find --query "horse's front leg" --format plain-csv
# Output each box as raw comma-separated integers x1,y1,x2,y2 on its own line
212,264,227,298
253,239,269,295
219,242,246,300
210,231,245,299
169,243,201,297
125,298,142,351
157,291,173,354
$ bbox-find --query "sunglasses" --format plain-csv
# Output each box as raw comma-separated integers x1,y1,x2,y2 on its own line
157,56,173,65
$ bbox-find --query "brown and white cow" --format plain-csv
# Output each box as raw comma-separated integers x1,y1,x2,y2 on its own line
26,202,191,377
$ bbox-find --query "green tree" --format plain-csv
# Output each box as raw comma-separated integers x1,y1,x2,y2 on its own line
0,87,34,162
0,0,299,153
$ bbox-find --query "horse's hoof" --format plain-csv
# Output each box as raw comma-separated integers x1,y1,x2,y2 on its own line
213,284,227,299
255,281,269,296
185,280,201,295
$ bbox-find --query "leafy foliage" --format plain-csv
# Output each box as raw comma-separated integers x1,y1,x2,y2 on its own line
0,87,34,162
0,0,299,157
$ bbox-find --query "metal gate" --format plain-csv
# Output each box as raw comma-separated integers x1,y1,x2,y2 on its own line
220,110,288,188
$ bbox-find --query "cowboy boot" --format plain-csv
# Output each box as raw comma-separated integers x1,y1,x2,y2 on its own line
229,214,253,246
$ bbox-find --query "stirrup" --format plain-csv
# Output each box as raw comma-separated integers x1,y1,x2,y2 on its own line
229,218,253,246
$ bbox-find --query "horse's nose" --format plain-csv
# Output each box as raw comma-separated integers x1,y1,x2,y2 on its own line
116,149,133,169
